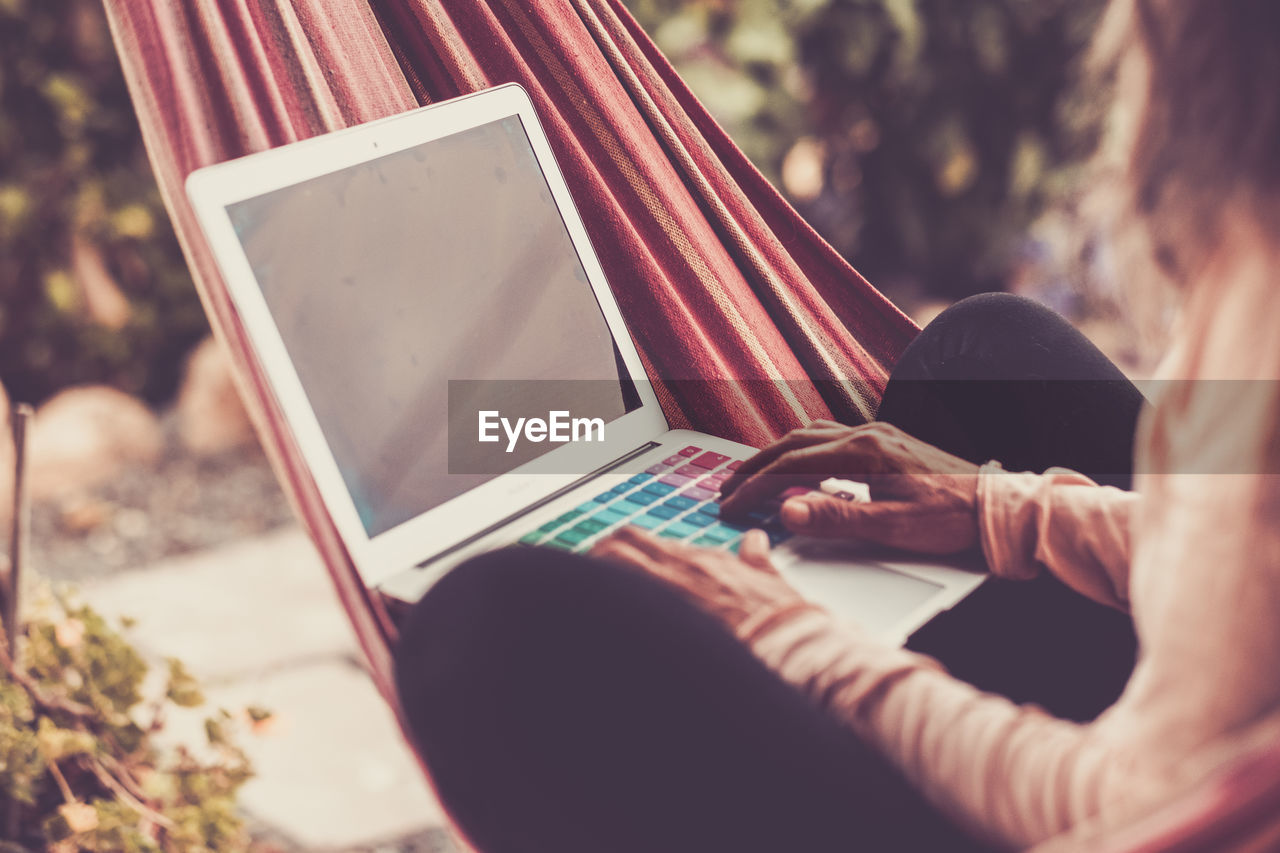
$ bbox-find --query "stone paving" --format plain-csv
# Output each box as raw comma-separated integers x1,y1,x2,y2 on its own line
79,526,460,851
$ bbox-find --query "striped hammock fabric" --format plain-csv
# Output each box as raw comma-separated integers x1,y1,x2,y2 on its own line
102,0,915,705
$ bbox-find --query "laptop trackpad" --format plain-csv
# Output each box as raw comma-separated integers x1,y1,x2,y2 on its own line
774,543,945,638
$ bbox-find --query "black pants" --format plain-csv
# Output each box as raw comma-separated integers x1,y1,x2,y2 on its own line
394,294,1142,853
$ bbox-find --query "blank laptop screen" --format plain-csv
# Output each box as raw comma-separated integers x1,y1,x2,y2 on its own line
226,116,639,537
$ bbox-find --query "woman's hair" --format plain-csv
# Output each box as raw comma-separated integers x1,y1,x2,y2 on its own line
1093,0,1280,305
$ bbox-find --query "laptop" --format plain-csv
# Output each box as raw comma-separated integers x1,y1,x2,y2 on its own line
186,83,983,645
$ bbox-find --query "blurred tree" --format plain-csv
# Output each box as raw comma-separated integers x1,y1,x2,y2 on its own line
627,0,1107,301
0,0,206,406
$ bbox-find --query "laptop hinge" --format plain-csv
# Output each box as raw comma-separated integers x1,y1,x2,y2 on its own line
414,441,662,570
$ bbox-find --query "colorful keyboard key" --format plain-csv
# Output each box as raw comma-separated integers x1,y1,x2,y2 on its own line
629,513,663,530
624,490,659,507
659,522,701,539
675,463,704,478
678,446,702,457
628,473,653,485
683,512,716,528
659,473,693,488
592,507,629,525
662,495,697,511
646,505,681,520
685,487,716,502
572,519,609,536
689,451,731,469
641,482,676,497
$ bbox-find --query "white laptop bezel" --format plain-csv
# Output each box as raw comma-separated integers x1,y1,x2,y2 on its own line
186,84,669,588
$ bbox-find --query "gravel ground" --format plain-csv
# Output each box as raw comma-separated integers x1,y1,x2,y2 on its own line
21,413,296,583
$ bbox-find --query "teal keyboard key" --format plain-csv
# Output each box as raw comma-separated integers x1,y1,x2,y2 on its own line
537,509,583,533
544,537,574,550
595,485,631,502
663,495,697,511
628,473,653,485
659,522,700,540
629,513,663,530
573,518,609,536
577,502,600,514
642,482,676,497
519,531,544,545
701,503,720,517
556,527,593,546
701,524,741,543
624,491,659,507
647,505,680,520
592,507,629,526
691,534,723,547
684,512,715,528
727,539,742,554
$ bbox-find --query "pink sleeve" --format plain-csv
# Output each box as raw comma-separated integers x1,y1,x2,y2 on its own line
977,463,1139,610
744,611,1135,848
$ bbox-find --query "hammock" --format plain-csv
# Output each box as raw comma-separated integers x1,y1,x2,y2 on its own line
103,2,1280,850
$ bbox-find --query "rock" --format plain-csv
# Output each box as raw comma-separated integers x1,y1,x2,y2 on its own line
175,337,256,456
29,386,164,503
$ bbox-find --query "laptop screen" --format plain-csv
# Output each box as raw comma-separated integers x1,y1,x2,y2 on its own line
226,116,641,537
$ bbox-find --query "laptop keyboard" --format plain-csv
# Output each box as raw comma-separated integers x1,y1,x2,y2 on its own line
517,445,794,554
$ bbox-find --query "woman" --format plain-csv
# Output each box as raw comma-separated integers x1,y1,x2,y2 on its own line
394,1,1280,850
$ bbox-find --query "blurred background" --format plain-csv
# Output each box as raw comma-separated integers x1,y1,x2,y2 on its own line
0,0,1132,850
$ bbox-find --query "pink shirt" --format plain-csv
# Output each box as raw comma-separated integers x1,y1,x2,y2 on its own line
743,262,1280,850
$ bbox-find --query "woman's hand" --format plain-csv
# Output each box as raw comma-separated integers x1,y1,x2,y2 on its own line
718,421,982,555
590,527,810,634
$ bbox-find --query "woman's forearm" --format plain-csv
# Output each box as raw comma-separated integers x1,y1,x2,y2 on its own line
978,465,1138,610
744,609,1133,849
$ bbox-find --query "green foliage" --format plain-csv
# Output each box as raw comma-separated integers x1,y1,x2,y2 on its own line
627,0,1107,298
0,0,207,406
0,595,260,851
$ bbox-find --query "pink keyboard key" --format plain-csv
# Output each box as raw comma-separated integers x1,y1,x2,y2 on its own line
685,487,716,502
726,460,743,472
660,473,693,488
689,451,731,469
705,471,733,486
675,463,704,478
662,455,684,466
678,446,702,457
697,476,724,492
645,464,669,475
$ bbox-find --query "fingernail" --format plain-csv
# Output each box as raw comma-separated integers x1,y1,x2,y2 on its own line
781,498,810,526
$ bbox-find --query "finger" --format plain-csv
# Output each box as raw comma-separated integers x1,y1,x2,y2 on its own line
779,493,917,542
720,423,848,496
589,537,656,571
737,528,772,569
608,525,693,562
719,446,838,518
